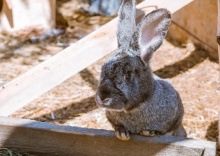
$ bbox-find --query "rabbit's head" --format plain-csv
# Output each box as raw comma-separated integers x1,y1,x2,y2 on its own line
95,0,171,111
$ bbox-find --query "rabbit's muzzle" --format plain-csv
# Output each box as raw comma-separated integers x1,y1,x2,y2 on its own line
96,79,113,105
96,95,113,106
95,79,127,110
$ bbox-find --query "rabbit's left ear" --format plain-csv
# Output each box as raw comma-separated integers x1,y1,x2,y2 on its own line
117,0,136,50
135,9,171,63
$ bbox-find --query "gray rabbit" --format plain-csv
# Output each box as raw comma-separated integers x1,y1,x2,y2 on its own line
95,0,186,140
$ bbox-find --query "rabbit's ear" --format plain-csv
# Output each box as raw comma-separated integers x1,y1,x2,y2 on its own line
117,0,136,50
137,9,171,63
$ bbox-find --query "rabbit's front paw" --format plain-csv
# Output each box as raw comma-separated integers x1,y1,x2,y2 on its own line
115,130,130,140
140,130,159,137
115,127,130,141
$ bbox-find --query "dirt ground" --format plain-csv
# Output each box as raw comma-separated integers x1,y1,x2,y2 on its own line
0,0,220,155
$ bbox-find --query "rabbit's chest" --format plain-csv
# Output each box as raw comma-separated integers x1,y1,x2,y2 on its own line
108,102,177,133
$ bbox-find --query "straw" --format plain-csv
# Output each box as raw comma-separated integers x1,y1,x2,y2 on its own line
218,0,220,80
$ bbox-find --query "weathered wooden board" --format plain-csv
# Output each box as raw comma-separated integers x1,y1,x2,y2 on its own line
0,117,216,156
0,0,194,116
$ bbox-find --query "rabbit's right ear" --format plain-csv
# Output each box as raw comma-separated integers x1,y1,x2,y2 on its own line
117,0,136,50
135,9,171,63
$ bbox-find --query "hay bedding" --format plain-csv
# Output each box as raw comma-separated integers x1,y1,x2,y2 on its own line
0,0,219,155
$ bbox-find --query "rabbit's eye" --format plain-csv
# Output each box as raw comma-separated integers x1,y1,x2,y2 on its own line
134,69,140,77
124,71,132,81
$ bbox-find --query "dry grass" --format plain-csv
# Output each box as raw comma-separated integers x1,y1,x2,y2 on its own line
0,148,33,156
0,0,219,155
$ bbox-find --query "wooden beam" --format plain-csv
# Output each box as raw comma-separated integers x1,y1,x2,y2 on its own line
2,0,13,27
0,0,194,116
0,117,216,156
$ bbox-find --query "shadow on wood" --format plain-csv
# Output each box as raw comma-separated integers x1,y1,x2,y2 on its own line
167,0,218,59
154,49,210,79
0,117,216,156
34,96,98,122
79,68,99,91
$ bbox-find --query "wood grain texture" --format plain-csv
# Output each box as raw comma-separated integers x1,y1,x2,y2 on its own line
168,0,218,59
0,0,194,116
0,117,216,156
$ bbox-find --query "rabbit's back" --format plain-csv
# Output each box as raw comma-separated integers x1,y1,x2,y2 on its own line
106,77,184,134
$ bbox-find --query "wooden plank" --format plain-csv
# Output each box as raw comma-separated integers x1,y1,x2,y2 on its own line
168,0,218,59
0,0,194,116
0,0,55,32
0,117,216,156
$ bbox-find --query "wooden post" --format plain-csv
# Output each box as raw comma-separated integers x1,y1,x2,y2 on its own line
1,0,13,28
49,0,56,28
0,117,216,156
168,0,218,59
0,0,194,116
0,0,55,32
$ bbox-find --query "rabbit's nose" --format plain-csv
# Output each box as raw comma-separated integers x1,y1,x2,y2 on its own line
96,95,112,106
102,98,112,106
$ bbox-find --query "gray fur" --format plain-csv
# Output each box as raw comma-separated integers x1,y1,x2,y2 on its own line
116,0,136,50
95,0,186,140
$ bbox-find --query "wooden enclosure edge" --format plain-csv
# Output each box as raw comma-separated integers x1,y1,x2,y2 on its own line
0,116,216,156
